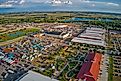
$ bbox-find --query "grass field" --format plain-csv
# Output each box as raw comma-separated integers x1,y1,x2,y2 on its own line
0,28,39,42
108,56,113,81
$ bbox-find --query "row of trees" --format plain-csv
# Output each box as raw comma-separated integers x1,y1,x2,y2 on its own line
0,17,58,24
85,21,121,31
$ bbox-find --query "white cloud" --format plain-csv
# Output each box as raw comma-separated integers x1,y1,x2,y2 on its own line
26,0,46,2
107,2,119,6
2,0,119,7
0,4,13,8
91,4,95,7
79,0,119,7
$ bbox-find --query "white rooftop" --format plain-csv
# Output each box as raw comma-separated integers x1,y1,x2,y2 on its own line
72,27,106,47
16,71,58,81
54,25,68,28
81,33,102,37
85,29,104,34
86,27,104,31
79,34,103,40
72,37,106,47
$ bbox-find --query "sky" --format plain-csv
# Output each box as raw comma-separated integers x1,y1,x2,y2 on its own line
0,0,120,7
27,0,121,4
0,0,121,13
0,0,120,4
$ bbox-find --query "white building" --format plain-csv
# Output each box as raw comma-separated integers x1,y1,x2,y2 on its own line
15,71,58,81
72,27,106,47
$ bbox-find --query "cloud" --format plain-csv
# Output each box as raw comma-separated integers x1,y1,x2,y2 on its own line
79,0,119,7
26,0,46,2
0,0,26,8
20,0,119,7
0,0,120,8
107,2,119,6
0,4,13,8
0,0,25,4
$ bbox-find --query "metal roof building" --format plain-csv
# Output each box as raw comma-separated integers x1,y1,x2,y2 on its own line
77,52,102,81
16,71,58,81
72,27,106,47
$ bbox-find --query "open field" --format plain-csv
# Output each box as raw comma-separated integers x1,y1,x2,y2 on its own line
0,28,39,42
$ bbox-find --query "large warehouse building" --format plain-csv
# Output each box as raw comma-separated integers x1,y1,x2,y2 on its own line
71,27,106,47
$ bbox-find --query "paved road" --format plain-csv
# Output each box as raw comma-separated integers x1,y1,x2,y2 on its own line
99,54,109,81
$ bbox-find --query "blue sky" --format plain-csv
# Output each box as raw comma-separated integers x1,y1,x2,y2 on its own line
0,0,121,13
0,0,120,6
0,0,120,7
27,0,121,4
0,0,121,3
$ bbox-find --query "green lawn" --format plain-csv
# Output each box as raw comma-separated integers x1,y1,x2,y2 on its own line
108,56,113,81
0,28,39,42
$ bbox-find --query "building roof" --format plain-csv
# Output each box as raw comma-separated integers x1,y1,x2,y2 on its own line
85,52,95,61
3,48,14,53
79,34,103,40
88,53,102,81
44,31,62,35
77,52,102,81
16,71,58,81
71,27,106,47
72,37,105,47
93,53,102,62
86,27,105,31
76,62,92,79
54,25,68,28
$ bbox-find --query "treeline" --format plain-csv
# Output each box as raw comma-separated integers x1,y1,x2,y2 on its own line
0,16,121,30
0,17,57,24
87,21,121,30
